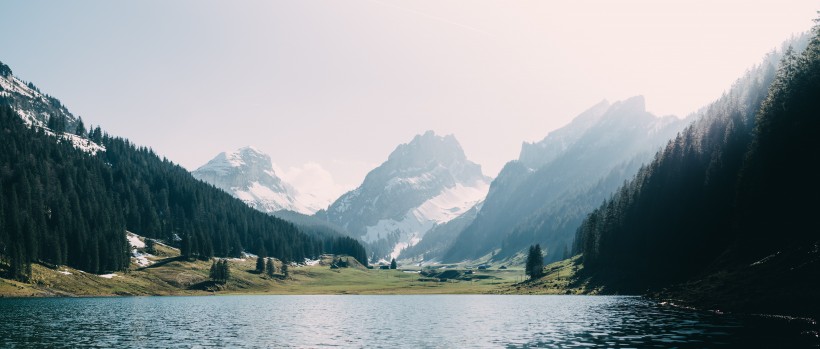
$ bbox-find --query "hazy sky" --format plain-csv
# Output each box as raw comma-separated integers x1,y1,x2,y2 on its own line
0,1,815,201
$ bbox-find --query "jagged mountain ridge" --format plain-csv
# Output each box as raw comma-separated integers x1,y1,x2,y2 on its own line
319,131,492,260
192,146,323,215
442,96,689,263
518,99,611,170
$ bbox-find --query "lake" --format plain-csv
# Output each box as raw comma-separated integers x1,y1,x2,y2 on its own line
0,295,816,348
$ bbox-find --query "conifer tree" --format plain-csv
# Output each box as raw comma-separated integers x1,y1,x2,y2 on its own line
220,259,230,283
145,239,156,255
90,126,102,143
525,244,544,279
75,117,85,136
180,233,192,261
390,258,397,269
281,261,289,278
209,260,218,281
266,258,275,277
256,256,265,273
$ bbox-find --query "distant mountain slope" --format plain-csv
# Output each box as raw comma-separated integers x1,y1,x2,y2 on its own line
518,100,611,170
0,61,104,155
318,131,491,260
398,201,482,263
0,61,78,130
574,32,817,317
443,96,688,263
193,146,322,215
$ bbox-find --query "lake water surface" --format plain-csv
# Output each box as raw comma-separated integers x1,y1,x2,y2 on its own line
0,295,816,348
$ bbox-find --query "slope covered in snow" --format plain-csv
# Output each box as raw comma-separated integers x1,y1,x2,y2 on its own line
320,131,492,260
0,60,104,155
192,146,323,215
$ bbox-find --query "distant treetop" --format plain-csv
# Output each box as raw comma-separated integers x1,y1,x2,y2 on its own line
0,61,12,77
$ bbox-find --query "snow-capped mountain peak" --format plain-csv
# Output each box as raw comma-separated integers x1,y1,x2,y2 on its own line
322,131,492,259
200,146,277,177
192,146,322,215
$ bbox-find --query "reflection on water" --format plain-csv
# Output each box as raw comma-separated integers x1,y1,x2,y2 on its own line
0,295,816,348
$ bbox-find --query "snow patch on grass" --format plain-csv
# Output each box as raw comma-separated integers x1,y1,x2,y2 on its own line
126,232,146,249
98,273,118,279
304,258,320,266
132,250,154,267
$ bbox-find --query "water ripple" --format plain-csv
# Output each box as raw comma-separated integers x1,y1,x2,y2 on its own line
0,295,816,348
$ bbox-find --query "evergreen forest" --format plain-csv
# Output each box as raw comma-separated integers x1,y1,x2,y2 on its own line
0,104,367,280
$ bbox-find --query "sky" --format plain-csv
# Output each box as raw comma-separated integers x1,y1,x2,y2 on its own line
0,1,816,203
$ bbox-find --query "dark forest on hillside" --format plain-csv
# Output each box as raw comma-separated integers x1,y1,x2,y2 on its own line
0,104,367,280
574,25,819,316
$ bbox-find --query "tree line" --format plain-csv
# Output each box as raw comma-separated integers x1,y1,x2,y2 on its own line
0,101,368,280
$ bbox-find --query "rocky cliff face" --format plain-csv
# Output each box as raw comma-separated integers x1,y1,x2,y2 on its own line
321,131,492,260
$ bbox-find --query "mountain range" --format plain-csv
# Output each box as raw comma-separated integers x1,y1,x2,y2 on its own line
400,96,689,264
190,98,690,265
3,19,819,320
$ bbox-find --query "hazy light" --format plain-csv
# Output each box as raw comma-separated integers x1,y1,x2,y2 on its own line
0,0,815,193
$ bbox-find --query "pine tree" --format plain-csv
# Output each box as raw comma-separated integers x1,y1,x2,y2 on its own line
256,256,265,273
90,126,102,143
209,260,218,281
525,244,544,279
221,259,230,283
75,117,86,136
266,258,275,277
145,239,156,255
180,233,191,260
47,115,66,133
281,261,289,278
208,259,230,284
390,258,397,269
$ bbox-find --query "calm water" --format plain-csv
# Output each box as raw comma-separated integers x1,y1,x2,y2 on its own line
0,295,816,348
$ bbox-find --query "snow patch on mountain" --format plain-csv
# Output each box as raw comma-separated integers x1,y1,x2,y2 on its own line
233,181,312,213
414,182,489,223
61,133,106,155
0,75,37,100
1,63,105,155
362,182,489,259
